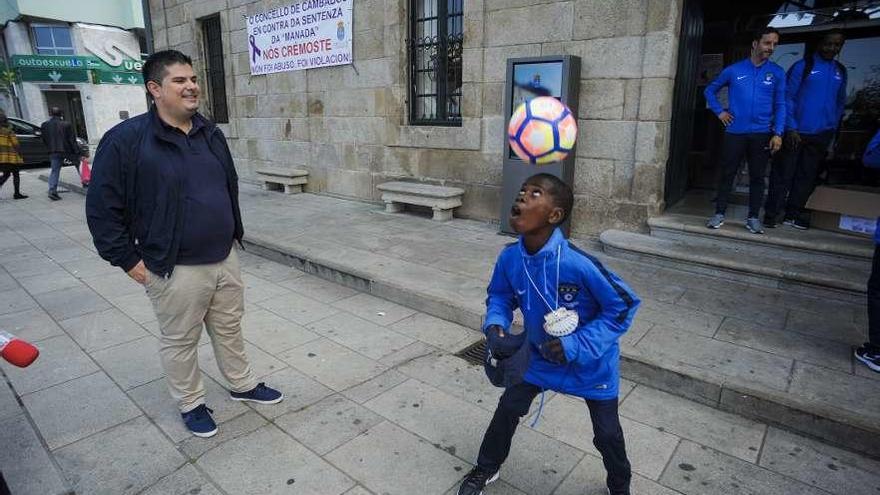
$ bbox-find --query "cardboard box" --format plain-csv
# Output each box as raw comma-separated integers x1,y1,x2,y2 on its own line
805,186,880,238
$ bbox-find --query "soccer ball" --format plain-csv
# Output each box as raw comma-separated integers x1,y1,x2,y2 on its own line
508,97,578,164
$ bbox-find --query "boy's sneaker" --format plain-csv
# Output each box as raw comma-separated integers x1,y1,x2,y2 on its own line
706,213,724,229
181,404,218,438
457,466,499,495
230,382,283,404
783,217,808,230
763,214,778,228
745,217,764,234
855,344,880,372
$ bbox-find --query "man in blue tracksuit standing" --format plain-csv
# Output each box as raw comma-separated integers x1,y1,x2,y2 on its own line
704,27,786,234
855,130,880,373
765,30,847,229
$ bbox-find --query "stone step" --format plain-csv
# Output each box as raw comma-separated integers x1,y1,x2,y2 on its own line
650,213,874,264
600,229,869,303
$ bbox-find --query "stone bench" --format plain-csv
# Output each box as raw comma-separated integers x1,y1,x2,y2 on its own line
256,167,309,194
377,181,465,221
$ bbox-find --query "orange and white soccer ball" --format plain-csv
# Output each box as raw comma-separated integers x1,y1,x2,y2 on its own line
508,97,578,164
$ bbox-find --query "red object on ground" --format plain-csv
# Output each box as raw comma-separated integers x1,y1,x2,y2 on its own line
79,158,91,186
0,333,39,368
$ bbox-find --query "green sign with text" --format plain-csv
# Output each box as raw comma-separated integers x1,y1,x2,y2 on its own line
92,70,143,85
17,68,90,83
12,55,103,70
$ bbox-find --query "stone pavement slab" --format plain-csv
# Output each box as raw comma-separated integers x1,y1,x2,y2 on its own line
659,440,827,495
278,337,389,391
140,465,224,495
198,340,288,385
554,454,682,495
389,311,478,352
241,272,291,303
0,287,38,316
787,362,880,426
243,308,322,353
198,424,355,495
0,414,67,495
54,416,185,495
0,380,19,422
0,334,98,395
257,290,341,325
16,271,83,295
278,272,360,302
89,335,164,390
331,292,418,326
245,366,334,419
59,307,149,352
326,420,467,495
34,285,112,321
275,394,384,455
620,386,766,463
759,427,880,495
0,308,64,343
128,377,250,443
178,411,268,460
306,312,417,360
21,371,141,450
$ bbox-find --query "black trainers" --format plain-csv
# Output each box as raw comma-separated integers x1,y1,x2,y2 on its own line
457,466,499,495
48,192,61,201
763,215,778,228
855,344,880,373
181,404,218,438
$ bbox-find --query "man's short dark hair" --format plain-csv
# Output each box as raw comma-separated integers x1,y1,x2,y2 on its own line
526,173,574,224
822,28,846,41
142,50,193,88
753,27,781,42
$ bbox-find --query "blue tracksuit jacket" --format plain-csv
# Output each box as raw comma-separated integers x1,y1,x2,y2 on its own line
786,54,847,135
483,228,640,400
704,58,787,136
864,130,880,245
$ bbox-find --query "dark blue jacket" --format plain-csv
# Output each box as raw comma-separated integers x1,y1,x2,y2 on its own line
484,228,640,400
864,130,880,244
786,54,847,135
705,58,787,136
86,107,243,277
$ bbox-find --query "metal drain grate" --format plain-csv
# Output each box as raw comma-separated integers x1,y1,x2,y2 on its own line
455,339,486,366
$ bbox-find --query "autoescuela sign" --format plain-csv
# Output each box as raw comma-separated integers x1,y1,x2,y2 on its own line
247,0,353,75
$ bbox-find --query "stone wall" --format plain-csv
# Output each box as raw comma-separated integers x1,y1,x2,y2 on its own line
150,0,682,236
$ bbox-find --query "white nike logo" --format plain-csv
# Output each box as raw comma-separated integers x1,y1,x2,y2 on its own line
516,289,526,295
736,75,748,80
810,70,820,75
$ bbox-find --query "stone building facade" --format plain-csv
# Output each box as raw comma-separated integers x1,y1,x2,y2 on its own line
149,0,682,236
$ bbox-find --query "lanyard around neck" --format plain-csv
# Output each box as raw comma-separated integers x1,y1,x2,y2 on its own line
521,244,561,312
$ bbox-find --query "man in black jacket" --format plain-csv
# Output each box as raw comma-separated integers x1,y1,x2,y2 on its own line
40,107,79,200
86,50,282,438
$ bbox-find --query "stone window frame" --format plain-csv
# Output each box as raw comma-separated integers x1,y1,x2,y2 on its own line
199,14,229,124
407,0,464,126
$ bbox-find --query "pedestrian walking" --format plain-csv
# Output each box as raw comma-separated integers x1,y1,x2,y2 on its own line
764,30,847,229
0,112,28,200
704,27,786,234
457,174,640,495
40,106,80,201
86,50,282,438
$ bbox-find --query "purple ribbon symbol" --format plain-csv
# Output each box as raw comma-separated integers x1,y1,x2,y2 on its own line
249,35,262,63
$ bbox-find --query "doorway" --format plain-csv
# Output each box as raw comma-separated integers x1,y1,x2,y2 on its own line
665,0,880,213
43,90,88,140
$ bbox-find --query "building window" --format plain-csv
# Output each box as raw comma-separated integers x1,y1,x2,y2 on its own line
408,0,463,126
32,25,74,55
201,15,229,123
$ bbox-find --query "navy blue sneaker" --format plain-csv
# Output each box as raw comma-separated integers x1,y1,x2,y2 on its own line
230,382,283,404
181,404,217,438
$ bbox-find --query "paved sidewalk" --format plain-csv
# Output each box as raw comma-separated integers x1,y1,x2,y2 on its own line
2,170,878,495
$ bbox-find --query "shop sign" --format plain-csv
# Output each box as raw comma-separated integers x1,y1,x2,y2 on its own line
17,68,90,83
11,55,103,70
93,70,143,85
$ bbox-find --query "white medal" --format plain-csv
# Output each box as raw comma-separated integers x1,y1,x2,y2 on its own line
543,307,579,337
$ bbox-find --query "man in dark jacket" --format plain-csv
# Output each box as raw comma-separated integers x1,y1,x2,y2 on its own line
40,106,79,200
86,50,282,438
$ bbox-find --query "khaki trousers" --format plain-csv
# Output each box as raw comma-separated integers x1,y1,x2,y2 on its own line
145,248,256,413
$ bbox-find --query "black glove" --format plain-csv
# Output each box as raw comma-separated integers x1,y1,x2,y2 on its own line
539,338,567,364
486,325,522,360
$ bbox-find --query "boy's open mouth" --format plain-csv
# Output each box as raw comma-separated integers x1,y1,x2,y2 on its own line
510,204,521,217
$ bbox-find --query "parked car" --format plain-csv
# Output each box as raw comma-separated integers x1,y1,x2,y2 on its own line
7,117,89,170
